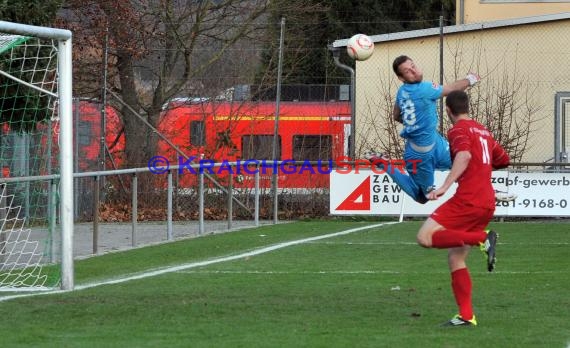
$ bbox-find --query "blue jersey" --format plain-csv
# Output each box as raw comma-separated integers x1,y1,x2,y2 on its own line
396,81,443,146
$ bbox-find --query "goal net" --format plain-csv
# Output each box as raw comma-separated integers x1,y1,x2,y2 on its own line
0,21,73,292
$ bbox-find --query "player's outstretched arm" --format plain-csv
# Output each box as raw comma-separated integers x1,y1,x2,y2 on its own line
427,151,471,200
441,73,480,96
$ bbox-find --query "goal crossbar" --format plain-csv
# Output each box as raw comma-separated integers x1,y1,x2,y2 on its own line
0,21,71,41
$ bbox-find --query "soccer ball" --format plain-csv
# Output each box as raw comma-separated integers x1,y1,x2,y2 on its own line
346,34,374,61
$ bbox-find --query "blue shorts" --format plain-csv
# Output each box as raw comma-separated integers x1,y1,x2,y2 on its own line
403,133,451,195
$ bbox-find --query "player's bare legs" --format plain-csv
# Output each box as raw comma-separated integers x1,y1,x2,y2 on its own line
448,246,470,273
416,217,444,248
416,219,479,326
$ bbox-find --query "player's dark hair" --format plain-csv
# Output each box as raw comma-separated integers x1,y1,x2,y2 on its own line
392,55,410,76
446,90,470,115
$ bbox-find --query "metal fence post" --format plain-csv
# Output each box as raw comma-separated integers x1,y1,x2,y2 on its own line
227,172,233,230
92,176,99,254
167,170,173,240
131,174,137,246
254,165,260,227
199,170,204,235
272,161,279,224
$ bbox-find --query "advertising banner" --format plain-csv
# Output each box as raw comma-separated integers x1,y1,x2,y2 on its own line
330,170,570,216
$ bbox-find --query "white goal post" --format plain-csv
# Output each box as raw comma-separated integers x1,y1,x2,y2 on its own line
0,21,73,291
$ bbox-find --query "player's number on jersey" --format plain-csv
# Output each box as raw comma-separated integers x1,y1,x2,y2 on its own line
401,99,416,126
479,136,490,164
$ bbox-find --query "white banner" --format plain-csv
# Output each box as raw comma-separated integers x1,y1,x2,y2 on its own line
330,170,570,216
496,173,570,216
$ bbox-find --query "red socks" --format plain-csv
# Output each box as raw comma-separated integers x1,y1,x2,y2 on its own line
431,230,487,248
429,231,484,320
451,267,473,320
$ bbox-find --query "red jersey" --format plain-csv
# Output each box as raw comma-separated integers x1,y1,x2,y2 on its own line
447,119,510,209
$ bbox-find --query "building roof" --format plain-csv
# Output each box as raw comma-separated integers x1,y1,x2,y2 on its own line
333,11,570,48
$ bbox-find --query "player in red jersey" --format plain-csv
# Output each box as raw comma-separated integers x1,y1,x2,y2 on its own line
417,90,510,327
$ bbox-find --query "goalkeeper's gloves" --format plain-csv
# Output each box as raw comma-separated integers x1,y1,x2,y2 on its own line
466,73,480,86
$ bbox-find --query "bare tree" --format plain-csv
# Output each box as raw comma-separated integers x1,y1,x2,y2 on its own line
444,41,544,163
468,67,543,163
358,71,404,159
62,0,321,168
361,42,543,164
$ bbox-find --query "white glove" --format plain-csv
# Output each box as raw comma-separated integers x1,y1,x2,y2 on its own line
466,73,480,86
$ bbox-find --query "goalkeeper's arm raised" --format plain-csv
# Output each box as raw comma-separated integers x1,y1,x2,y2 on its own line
442,73,481,96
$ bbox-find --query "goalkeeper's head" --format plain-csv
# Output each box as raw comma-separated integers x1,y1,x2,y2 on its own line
393,55,423,84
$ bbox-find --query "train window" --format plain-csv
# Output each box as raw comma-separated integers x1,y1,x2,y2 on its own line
241,135,281,160
293,135,332,161
190,121,205,146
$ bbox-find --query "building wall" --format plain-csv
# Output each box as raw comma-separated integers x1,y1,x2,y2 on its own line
457,0,570,23
355,19,570,163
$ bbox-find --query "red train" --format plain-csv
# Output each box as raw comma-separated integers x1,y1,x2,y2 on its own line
157,100,351,189
39,99,352,189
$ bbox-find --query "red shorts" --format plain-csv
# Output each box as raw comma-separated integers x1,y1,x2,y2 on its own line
430,197,494,231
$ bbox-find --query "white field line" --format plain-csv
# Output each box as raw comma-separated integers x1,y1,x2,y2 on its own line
179,270,402,274
0,222,398,303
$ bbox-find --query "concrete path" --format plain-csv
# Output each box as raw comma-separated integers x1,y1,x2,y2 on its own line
72,220,278,259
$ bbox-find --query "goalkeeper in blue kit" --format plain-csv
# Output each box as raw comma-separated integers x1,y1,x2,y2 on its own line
366,55,482,203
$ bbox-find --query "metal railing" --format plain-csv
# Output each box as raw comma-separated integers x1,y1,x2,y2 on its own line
75,161,265,254
4,160,567,257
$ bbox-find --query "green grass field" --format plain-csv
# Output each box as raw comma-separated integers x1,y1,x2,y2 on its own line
1,219,569,347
